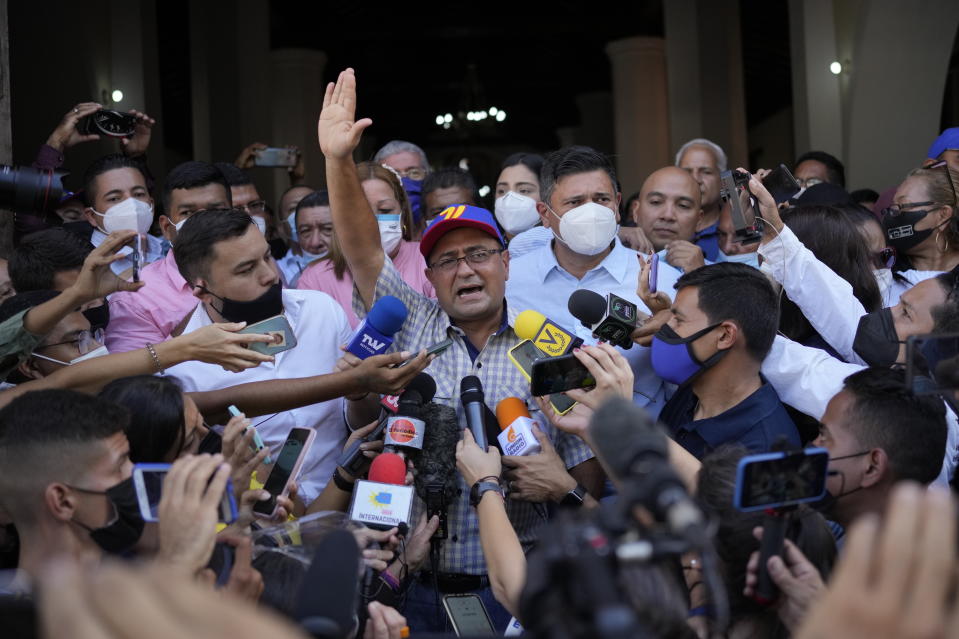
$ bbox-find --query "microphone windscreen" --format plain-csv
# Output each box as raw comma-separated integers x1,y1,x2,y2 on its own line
293,528,360,636
415,402,461,502
495,397,530,430
368,452,407,485
402,372,437,404
365,295,408,336
588,397,668,481
568,289,607,325
514,309,546,341
460,375,484,402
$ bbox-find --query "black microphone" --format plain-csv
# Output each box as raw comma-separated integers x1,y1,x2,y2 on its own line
588,397,705,543
415,402,460,540
460,375,488,451
294,528,360,639
568,289,638,350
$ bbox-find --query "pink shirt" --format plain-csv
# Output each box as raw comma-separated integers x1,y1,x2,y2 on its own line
297,240,435,327
105,249,199,353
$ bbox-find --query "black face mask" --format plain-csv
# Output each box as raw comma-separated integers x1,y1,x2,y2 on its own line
203,282,283,325
853,308,903,367
811,452,868,518
883,207,935,253
82,302,110,331
69,477,145,554
197,429,223,455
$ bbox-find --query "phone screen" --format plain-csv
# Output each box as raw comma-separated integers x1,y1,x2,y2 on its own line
133,464,236,523
443,594,495,635
240,315,297,356
254,429,311,515
735,448,829,511
509,341,578,414
530,354,596,396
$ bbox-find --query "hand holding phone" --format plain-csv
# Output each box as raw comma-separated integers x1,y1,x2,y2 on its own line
529,352,597,396
253,146,298,168
239,315,297,356
253,428,315,518
508,340,578,415
648,253,659,294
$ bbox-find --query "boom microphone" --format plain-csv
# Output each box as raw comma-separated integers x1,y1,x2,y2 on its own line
346,295,408,359
568,289,638,349
415,402,460,540
294,528,360,639
460,375,488,450
515,309,584,357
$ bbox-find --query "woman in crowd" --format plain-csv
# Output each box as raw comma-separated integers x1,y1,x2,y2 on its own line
494,152,545,240
297,162,433,327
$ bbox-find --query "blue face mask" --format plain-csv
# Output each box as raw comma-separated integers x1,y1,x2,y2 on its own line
401,177,424,224
718,250,760,268
286,215,299,242
651,323,728,386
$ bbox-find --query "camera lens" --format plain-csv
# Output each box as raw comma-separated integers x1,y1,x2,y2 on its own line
0,165,69,213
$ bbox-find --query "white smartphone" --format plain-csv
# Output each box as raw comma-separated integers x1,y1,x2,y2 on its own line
240,315,297,356
132,463,237,524
442,593,496,636
253,427,315,518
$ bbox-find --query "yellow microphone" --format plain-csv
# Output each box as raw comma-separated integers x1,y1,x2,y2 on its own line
514,309,583,357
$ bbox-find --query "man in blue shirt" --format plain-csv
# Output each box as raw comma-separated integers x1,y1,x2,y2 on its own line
653,262,800,457
675,138,727,262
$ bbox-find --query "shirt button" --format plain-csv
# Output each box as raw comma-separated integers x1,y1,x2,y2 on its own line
476,362,483,368
452,535,459,542
457,488,463,496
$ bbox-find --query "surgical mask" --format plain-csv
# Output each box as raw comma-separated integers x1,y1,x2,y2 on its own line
33,344,110,367
69,477,145,554
651,323,728,386
93,198,154,235
852,307,903,367
495,192,540,236
300,247,328,262
717,250,760,268
401,177,424,224
874,268,894,303
548,202,618,256
174,217,188,232
251,215,268,236
202,282,283,325
377,214,403,256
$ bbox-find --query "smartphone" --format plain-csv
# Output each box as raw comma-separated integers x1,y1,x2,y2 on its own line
734,448,830,512
254,147,298,168
761,163,802,204
442,593,495,636
648,252,659,294
905,332,959,395
396,337,453,367
132,463,238,524
76,109,137,137
530,352,596,396
240,315,297,356
253,427,315,518
507,340,577,415
228,405,272,464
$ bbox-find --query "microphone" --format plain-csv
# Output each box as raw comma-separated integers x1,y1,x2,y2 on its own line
495,397,542,457
414,402,460,540
346,295,408,359
348,452,414,531
294,528,361,639
568,289,639,349
514,309,584,357
384,372,436,456
588,397,705,543
460,375,488,450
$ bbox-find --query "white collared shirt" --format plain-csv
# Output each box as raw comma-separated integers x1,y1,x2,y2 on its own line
164,289,354,502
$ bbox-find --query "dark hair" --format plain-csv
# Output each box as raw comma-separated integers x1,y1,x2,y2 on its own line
98,376,186,463
421,167,478,199
214,162,254,187
794,151,846,188
674,263,779,361
161,161,231,213
81,153,148,206
0,290,60,325
173,208,254,283
931,269,959,333
778,205,883,344
500,152,545,181
843,367,947,484
540,145,618,207
850,188,879,206
697,445,836,636
294,189,331,226
9,229,92,292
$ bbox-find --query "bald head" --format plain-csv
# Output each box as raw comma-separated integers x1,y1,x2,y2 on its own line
632,167,703,250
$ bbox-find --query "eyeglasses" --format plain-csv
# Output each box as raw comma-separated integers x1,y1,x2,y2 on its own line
36,328,105,355
428,248,504,273
395,167,427,180
875,246,896,269
796,177,824,189
236,200,267,214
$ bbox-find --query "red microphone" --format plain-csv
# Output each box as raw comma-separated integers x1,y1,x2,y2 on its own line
349,452,414,531
368,452,407,485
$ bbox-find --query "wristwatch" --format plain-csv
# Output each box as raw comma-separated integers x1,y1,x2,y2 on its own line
470,478,505,507
560,483,588,508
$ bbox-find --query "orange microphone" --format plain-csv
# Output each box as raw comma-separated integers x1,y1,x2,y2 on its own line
495,397,542,457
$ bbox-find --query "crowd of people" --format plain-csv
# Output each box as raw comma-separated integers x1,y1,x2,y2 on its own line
0,65,958,639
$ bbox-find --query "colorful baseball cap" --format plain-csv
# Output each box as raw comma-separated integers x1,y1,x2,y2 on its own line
419,204,505,260
928,127,959,160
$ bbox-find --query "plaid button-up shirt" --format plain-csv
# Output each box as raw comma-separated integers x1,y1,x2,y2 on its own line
354,258,595,575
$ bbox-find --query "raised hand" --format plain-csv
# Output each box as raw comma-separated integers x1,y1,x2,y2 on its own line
120,109,156,157
46,102,103,151
67,229,145,301
318,68,373,160
565,343,634,409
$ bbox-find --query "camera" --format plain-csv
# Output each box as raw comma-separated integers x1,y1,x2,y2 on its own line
0,165,69,213
76,109,137,138
719,169,763,245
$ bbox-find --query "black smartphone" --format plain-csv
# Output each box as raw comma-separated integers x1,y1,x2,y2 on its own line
396,337,453,367
734,448,830,512
253,428,315,518
530,353,596,396
508,340,578,415
762,163,802,204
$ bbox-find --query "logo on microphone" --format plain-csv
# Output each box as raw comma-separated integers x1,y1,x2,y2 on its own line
534,322,571,357
387,418,417,444
507,427,518,443
361,334,386,351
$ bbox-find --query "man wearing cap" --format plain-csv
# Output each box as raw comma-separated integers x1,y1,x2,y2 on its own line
319,68,600,633
927,127,959,174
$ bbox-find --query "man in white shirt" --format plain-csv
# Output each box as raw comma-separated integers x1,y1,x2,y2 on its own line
164,208,356,502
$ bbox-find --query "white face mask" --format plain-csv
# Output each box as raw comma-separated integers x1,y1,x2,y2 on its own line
495,192,540,236
94,198,154,235
874,268,893,301
377,214,403,256
548,202,618,256
718,250,760,268
173,217,188,232
33,344,110,367
251,215,268,236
